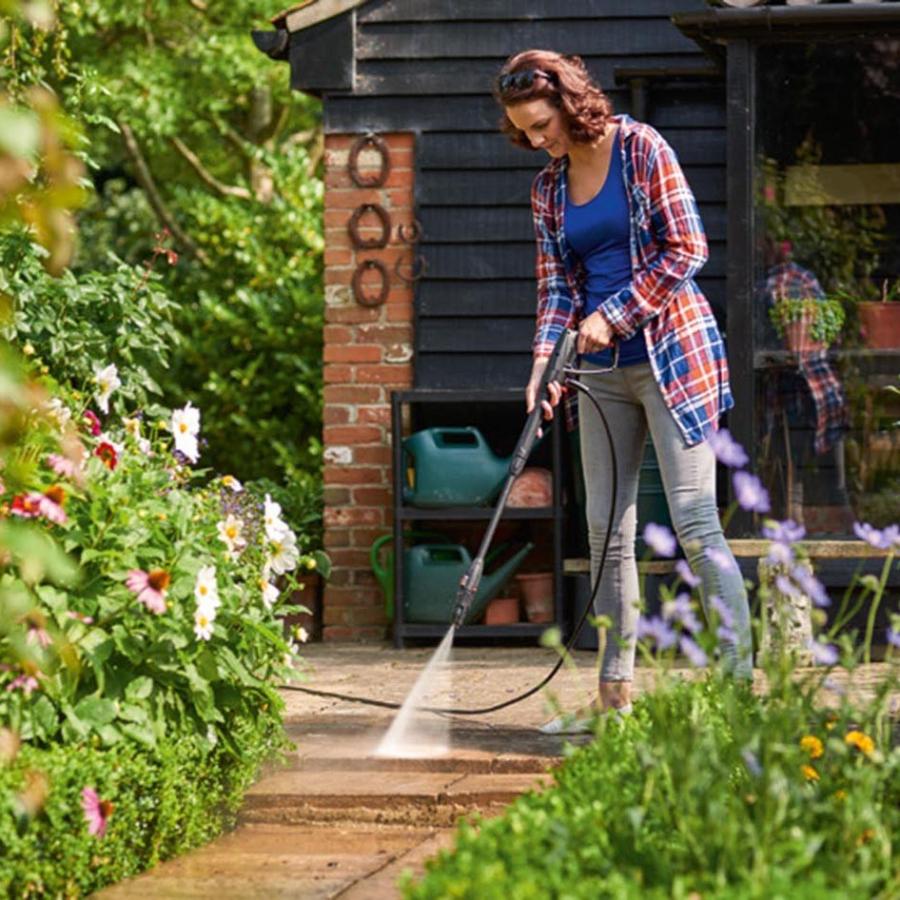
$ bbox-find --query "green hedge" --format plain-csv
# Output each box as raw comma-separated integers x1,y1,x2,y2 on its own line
405,678,900,900
0,709,288,897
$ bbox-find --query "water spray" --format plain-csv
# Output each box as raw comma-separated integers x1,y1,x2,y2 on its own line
283,328,618,725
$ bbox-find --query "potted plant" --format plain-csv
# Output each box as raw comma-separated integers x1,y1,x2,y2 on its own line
857,278,900,350
769,296,845,354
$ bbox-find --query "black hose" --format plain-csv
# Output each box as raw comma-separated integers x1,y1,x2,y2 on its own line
279,371,616,716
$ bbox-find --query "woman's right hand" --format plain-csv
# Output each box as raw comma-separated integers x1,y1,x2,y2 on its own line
525,358,563,427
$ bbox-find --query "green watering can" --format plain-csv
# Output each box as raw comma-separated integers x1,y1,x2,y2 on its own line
402,427,511,508
403,541,533,625
370,531,446,620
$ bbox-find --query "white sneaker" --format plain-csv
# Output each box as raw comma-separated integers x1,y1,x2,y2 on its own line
538,703,632,735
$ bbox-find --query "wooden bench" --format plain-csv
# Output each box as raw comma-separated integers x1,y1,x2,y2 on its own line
564,539,895,660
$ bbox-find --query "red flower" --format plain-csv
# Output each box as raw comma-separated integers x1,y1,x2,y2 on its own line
10,494,41,518
94,442,118,470
83,410,102,436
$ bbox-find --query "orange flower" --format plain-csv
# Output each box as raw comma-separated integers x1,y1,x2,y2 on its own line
800,735,824,760
845,730,875,757
94,442,118,470
801,764,820,782
44,484,66,507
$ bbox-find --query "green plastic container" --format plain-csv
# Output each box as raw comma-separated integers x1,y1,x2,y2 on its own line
402,427,510,508
403,542,533,625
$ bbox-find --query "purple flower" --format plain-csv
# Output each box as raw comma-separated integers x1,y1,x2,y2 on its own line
733,471,771,514
807,640,839,667
637,615,677,650
775,574,801,599
675,559,701,589
791,565,831,608
762,519,805,544
710,594,735,628
887,628,900,649
643,522,677,558
717,624,737,645
707,428,749,468
853,521,900,551
679,635,708,668
765,541,794,567
705,547,739,575
663,594,703,634
741,748,762,777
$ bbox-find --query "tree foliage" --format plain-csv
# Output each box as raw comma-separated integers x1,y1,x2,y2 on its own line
3,0,325,524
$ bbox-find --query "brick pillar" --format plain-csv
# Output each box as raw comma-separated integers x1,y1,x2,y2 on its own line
321,133,415,641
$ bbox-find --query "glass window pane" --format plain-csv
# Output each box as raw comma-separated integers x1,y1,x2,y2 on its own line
754,39,900,535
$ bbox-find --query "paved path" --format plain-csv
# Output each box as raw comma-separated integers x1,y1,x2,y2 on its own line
96,645,896,898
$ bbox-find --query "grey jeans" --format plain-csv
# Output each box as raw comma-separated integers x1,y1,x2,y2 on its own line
576,362,753,681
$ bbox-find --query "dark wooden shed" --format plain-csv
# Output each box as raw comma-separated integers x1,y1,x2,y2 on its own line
255,0,900,643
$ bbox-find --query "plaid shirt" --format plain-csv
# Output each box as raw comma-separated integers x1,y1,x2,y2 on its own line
764,262,848,455
531,114,733,447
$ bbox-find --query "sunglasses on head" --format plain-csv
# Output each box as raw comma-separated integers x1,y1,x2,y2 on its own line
497,69,554,94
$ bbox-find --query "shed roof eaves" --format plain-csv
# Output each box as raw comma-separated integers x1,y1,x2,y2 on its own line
270,0,370,33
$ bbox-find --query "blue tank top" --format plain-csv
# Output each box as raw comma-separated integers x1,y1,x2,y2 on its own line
564,129,647,367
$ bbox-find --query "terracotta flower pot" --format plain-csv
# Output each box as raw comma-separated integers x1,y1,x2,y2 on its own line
508,467,553,508
858,301,900,350
784,308,826,354
515,572,555,624
483,596,520,626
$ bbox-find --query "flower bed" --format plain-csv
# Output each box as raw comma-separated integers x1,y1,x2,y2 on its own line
0,349,323,893
0,709,287,896
406,676,899,899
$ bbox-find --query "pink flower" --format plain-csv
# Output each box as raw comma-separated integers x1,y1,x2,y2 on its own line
83,410,102,436
26,626,52,648
81,787,113,838
46,453,81,480
6,674,39,695
66,611,94,624
10,491,67,525
126,568,170,614
38,486,67,525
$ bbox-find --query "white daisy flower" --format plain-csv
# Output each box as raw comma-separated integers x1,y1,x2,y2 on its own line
193,607,214,641
194,565,220,613
259,578,280,610
171,402,200,463
94,364,121,415
216,515,247,557
267,528,299,575
296,626,309,644
221,475,243,493
263,493,289,541
46,397,72,429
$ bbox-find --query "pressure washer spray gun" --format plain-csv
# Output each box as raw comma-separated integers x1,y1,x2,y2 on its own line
450,329,578,628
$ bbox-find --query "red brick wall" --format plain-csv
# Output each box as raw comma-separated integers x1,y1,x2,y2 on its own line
321,132,415,641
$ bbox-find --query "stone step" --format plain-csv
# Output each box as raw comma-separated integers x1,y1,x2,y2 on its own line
240,769,553,827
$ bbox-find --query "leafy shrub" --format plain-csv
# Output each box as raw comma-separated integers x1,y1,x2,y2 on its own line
406,677,899,899
0,707,288,896
0,232,180,411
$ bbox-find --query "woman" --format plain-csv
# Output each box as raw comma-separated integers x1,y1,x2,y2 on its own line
494,50,753,733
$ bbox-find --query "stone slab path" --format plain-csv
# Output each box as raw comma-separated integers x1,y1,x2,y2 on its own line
96,645,895,899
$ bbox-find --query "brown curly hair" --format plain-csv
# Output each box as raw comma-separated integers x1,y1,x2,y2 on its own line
494,50,614,150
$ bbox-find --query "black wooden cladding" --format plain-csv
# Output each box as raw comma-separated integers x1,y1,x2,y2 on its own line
324,89,725,132
416,167,725,206
419,203,726,242
359,0,704,23
299,0,727,390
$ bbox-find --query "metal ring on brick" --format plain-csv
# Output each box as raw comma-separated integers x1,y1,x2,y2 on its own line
347,203,391,250
352,259,390,307
394,253,427,285
397,219,423,245
348,133,391,188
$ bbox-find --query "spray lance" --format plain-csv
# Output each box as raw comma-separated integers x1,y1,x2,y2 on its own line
450,328,579,628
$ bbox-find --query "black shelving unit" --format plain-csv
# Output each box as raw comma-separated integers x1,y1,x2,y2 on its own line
391,388,564,648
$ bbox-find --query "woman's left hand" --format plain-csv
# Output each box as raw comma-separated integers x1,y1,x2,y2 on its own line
577,311,614,354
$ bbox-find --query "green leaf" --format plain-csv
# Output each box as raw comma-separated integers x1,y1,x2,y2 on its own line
125,675,153,700
73,696,117,728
